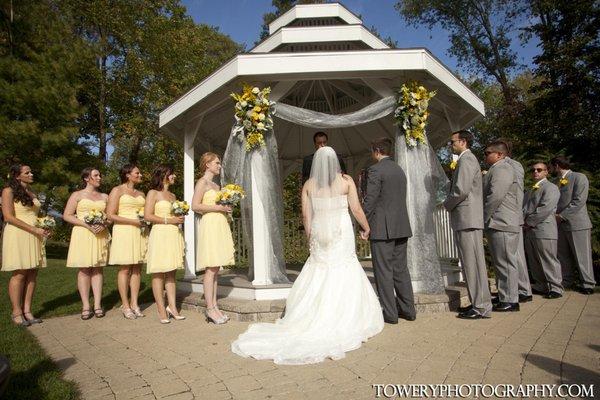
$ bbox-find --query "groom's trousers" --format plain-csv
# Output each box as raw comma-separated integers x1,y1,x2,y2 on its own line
370,237,415,323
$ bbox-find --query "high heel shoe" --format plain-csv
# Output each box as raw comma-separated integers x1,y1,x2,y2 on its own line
132,307,145,318
160,318,171,324
122,307,137,320
165,306,186,321
205,307,226,324
11,314,31,327
23,312,42,324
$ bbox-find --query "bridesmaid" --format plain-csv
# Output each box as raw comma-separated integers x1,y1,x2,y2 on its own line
107,164,147,319
63,167,109,319
192,153,235,324
1,164,48,326
144,165,185,324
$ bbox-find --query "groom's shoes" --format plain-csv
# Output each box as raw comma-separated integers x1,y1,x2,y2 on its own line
383,317,398,325
398,313,416,321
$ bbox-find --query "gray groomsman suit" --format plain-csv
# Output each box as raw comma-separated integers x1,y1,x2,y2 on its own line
443,150,492,316
506,157,532,297
523,179,563,294
556,171,596,289
483,158,521,304
363,157,415,323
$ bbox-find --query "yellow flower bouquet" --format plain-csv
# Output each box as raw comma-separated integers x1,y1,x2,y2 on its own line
394,82,436,148
215,184,246,207
83,209,107,226
35,215,56,230
171,200,190,216
230,85,274,151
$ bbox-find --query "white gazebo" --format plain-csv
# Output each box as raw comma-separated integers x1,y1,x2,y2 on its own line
159,3,484,300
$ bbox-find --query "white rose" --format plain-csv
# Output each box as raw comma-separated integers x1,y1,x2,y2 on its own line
252,87,260,94
246,110,254,118
258,113,265,121
256,122,265,130
240,101,247,107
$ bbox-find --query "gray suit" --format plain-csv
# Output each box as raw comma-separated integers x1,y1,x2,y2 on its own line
506,157,532,296
363,157,415,322
556,171,596,289
444,150,492,316
523,179,563,294
483,158,520,304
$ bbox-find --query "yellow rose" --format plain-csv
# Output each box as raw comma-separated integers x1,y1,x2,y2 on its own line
559,178,568,186
449,160,457,170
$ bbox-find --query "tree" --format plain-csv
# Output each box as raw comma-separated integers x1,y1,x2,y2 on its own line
0,0,92,208
395,0,521,105
522,0,600,168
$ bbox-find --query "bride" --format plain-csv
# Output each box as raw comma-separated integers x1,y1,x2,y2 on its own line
231,146,384,365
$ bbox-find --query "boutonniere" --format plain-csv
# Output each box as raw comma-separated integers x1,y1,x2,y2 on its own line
449,160,457,170
482,170,488,175
559,178,568,186
532,182,541,190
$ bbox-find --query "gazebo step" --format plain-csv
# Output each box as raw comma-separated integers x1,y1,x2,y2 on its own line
177,265,470,321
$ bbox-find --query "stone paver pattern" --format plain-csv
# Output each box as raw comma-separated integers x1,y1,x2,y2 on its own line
29,290,600,399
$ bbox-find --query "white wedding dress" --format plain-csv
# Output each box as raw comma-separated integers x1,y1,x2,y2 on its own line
231,149,384,364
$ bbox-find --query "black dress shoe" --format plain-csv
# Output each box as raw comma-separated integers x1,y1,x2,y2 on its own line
576,287,594,295
531,288,548,296
457,309,490,320
383,317,398,324
457,305,473,313
545,291,563,299
491,296,500,304
399,314,416,321
519,295,533,303
492,302,520,312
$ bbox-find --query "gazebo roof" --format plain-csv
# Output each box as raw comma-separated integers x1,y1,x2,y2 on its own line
159,3,484,171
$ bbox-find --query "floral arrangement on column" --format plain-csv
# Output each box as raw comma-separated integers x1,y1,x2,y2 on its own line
394,82,436,148
230,85,275,151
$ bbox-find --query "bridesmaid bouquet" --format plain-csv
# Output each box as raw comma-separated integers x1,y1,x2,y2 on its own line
172,200,190,216
215,184,246,207
35,215,56,230
83,209,107,226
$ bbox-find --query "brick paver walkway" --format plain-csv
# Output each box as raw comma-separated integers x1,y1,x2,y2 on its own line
30,290,599,399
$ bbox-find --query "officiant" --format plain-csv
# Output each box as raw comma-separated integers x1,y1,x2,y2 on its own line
302,132,347,183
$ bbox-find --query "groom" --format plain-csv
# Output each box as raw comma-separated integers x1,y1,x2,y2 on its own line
362,137,416,324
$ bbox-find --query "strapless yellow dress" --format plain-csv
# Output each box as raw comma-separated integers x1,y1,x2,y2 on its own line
1,199,46,271
146,200,184,273
66,199,109,268
196,189,235,270
109,194,147,265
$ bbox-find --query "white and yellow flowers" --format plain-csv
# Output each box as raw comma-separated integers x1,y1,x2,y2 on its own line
394,82,436,148
231,85,275,151
83,209,106,225
172,200,190,216
35,215,56,230
449,160,457,170
215,184,246,207
532,182,541,190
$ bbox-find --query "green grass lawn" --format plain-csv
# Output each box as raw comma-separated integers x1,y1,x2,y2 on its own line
0,243,165,400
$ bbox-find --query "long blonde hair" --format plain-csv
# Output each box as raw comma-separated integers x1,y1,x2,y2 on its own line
199,152,219,175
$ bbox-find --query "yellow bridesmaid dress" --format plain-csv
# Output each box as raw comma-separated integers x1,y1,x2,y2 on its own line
66,199,109,268
109,194,147,265
146,200,184,273
1,199,46,271
196,189,235,270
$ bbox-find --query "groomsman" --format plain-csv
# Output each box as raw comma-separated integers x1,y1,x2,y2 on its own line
523,162,563,298
550,156,596,294
501,144,532,302
483,141,521,312
444,131,492,319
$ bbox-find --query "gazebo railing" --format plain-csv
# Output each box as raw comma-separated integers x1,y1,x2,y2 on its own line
225,204,458,265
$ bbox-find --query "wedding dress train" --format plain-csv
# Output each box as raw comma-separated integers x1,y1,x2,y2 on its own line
231,194,384,365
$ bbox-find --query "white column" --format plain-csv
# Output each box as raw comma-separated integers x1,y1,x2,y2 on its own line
183,133,196,279
250,151,272,285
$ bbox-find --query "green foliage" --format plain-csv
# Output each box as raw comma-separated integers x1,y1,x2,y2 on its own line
0,0,94,209
395,0,521,103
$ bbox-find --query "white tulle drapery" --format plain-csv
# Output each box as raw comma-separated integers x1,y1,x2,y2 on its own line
222,95,448,292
